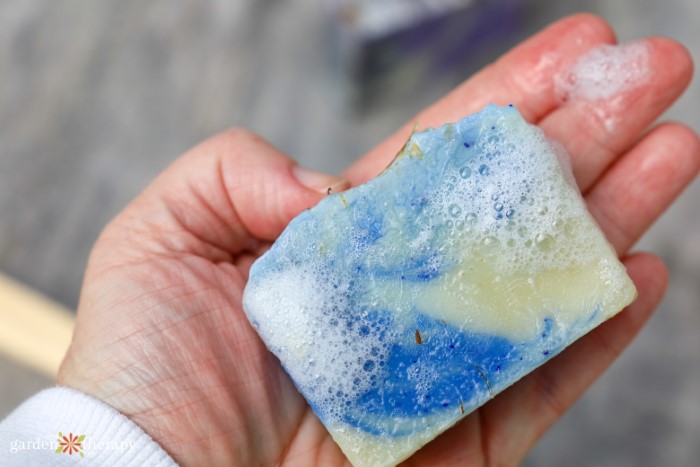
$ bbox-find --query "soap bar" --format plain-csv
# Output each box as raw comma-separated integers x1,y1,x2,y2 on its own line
243,104,636,466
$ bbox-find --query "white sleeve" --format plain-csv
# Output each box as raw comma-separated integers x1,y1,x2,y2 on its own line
0,386,178,466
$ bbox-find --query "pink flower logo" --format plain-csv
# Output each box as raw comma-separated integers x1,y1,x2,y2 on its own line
55,432,85,457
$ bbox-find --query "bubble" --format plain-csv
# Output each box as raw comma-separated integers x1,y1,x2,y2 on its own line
493,202,504,212
466,213,478,225
479,164,490,176
506,209,515,219
563,220,577,238
459,166,472,179
517,226,528,238
448,204,462,217
536,234,556,252
480,236,501,253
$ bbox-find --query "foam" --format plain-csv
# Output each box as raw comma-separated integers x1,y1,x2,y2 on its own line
417,110,601,276
245,264,395,424
555,41,650,102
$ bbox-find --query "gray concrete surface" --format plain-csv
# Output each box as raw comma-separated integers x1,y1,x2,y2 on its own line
0,354,51,419
0,1,698,465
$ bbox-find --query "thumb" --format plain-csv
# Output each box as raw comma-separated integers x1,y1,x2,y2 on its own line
138,128,350,249
219,129,350,241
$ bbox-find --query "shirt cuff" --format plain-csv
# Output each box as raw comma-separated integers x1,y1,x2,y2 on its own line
0,386,178,466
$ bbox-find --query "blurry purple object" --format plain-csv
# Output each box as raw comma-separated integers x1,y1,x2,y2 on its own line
325,0,525,108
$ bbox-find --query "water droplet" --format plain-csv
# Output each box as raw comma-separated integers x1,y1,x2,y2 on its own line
448,204,462,217
479,164,490,176
459,166,472,179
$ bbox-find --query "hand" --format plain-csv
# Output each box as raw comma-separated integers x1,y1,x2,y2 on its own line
58,14,699,466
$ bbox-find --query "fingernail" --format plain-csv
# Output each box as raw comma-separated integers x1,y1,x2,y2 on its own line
293,165,351,194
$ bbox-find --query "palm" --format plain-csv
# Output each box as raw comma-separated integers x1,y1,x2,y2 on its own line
58,14,699,467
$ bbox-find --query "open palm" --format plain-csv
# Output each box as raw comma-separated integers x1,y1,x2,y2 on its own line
58,15,699,466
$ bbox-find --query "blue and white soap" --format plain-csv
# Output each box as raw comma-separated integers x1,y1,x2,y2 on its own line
243,104,636,466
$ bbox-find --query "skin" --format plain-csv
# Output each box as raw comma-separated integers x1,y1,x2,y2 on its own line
57,14,700,466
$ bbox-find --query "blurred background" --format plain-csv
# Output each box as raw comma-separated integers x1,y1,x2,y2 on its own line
0,0,698,465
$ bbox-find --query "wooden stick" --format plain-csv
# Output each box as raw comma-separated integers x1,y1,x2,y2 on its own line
0,272,74,377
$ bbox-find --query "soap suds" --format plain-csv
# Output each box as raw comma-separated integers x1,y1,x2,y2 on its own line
245,264,395,425
555,41,650,102
422,113,601,275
